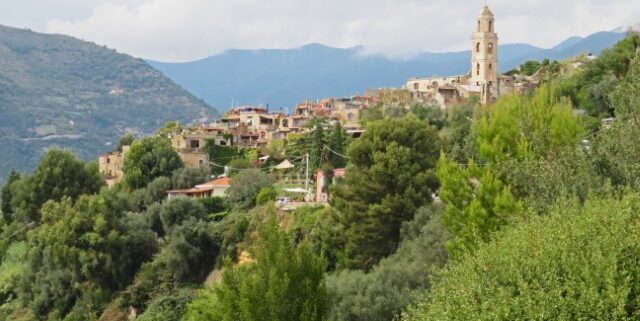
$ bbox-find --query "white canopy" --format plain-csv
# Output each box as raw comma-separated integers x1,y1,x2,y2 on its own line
284,188,308,193
274,159,295,170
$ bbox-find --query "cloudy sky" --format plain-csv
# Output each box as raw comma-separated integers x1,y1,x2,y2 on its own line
1,0,638,62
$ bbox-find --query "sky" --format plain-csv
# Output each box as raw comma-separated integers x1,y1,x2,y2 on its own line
1,0,639,62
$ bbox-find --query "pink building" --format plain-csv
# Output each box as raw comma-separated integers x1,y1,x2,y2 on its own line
315,168,346,203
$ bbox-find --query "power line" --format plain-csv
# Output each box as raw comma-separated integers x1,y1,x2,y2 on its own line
206,155,305,172
324,145,350,159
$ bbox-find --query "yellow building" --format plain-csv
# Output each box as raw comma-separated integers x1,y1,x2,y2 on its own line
98,145,130,188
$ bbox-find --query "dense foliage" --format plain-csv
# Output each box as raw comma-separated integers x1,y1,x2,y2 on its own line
8,149,102,221
331,115,439,269
2,33,640,321
402,195,640,321
184,216,329,321
327,205,448,321
123,137,184,189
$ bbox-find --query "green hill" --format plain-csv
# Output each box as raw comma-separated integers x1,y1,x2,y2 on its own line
0,25,216,184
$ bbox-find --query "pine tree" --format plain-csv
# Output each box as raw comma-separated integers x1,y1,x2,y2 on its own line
1,170,20,222
327,122,348,168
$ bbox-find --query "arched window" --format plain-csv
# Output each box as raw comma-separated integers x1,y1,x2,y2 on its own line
488,43,494,54
476,63,480,76
477,20,481,31
489,20,493,32
476,42,480,52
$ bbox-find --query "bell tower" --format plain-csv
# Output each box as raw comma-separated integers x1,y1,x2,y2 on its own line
471,5,498,103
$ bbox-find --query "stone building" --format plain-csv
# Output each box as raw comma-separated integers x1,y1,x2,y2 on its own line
405,5,520,108
98,145,130,188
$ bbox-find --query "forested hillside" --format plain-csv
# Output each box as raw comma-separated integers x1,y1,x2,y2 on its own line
0,25,216,186
1,33,640,321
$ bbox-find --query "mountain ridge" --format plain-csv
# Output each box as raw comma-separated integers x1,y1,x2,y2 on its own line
149,31,626,110
0,24,217,185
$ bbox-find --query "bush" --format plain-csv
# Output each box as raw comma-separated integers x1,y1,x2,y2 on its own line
327,205,448,321
136,289,195,321
402,194,640,321
171,167,210,189
184,217,329,321
226,169,274,209
255,187,277,205
199,197,227,215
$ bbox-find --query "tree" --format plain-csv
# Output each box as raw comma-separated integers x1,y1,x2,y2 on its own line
150,218,218,283
593,54,640,187
117,133,135,151
21,194,157,319
327,205,449,321
10,149,102,221
327,122,348,169
159,197,207,234
156,121,182,138
226,158,252,176
402,194,640,321
519,60,541,76
1,170,20,222
183,217,329,321
199,197,227,215
440,100,476,162
308,117,328,170
410,104,446,130
171,167,210,189
226,169,274,209
256,187,277,205
136,176,172,210
475,86,582,164
136,289,195,321
123,137,183,189
331,116,440,269
437,155,523,257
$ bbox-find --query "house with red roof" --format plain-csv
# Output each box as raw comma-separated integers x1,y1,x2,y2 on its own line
166,177,231,200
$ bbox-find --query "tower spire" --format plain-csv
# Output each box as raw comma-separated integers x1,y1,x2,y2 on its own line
471,4,498,104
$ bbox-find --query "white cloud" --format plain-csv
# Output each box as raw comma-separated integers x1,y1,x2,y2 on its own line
3,0,638,62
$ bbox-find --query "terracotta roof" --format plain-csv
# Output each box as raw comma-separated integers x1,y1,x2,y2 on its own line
197,177,231,188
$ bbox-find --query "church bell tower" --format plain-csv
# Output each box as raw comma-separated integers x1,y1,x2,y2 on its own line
471,5,498,103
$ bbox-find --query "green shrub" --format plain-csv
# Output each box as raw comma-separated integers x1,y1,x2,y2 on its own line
199,197,227,215
402,194,640,321
255,187,277,205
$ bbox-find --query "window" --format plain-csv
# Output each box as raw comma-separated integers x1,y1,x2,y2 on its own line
413,82,419,90
488,43,493,54
476,63,480,76
282,119,288,127
489,20,493,32
489,63,493,71
477,20,481,31
476,42,480,52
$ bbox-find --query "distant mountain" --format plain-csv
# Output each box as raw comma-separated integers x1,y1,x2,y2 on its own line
149,31,627,111
0,25,217,185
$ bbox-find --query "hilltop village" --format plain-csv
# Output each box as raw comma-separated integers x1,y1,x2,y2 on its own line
99,5,544,194
7,2,640,321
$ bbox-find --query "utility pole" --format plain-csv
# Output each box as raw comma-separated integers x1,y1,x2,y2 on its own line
305,153,310,199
